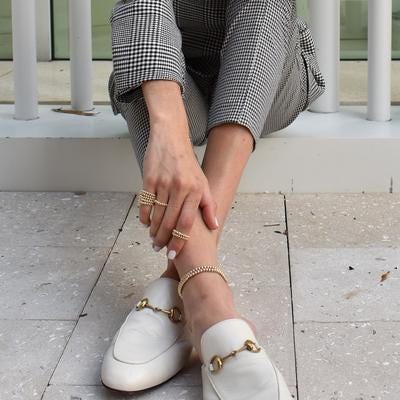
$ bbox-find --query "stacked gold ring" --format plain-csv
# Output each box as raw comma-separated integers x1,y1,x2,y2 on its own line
172,229,190,241
154,199,168,207
139,192,189,244
139,189,155,206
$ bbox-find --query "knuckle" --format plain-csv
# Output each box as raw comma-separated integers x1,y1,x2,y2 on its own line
179,216,192,231
150,215,162,227
173,176,186,190
161,219,175,233
157,177,170,190
185,196,200,206
168,201,183,211
143,175,156,188
190,182,202,194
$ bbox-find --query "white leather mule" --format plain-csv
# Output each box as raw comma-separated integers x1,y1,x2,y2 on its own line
200,318,293,400
101,277,193,391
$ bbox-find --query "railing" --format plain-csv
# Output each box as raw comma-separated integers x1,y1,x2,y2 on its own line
11,0,393,122
11,0,93,120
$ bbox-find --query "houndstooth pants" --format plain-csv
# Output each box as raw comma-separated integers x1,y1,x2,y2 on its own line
108,0,325,176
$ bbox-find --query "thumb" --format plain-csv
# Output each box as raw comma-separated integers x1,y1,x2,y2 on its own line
199,187,219,230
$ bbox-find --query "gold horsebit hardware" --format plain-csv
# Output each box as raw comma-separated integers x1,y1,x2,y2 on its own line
135,297,183,323
209,339,262,373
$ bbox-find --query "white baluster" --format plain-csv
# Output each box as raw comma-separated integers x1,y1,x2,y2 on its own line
11,0,39,120
368,0,392,121
308,0,340,113
69,0,93,111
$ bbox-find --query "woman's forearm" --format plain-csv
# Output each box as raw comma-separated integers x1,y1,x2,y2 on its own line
141,80,187,131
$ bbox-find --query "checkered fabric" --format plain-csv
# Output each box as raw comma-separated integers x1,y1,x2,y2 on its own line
108,0,325,175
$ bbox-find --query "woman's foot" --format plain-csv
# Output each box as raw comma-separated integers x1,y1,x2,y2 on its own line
182,272,257,364
100,277,192,391
158,205,257,364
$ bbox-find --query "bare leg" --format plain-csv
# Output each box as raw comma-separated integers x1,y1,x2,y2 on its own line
160,123,253,279
161,123,255,363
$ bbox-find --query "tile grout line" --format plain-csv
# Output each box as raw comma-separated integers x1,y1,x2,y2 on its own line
283,194,299,400
0,318,77,322
294,319,400,324
40,193,137,400
4,317,398,324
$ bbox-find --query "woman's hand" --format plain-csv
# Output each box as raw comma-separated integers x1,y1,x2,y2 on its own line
138,98,219,260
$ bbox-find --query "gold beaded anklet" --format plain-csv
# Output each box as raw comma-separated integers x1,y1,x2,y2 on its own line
177,265,228,300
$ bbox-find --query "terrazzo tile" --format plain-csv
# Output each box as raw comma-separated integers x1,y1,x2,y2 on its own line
295,321,400,400
0,320,74,400
42,384,203,400
49,235,193,386
219,222,290,286
42,384,297,399
117,194,290,285
0,191,133,247
115,193,286,246
285,193,400,248
291,247,400,323
50,284,295,387
233,285,296,387
226,193,286,224
0,245,109,320
51,194,295,387
51,319,199,387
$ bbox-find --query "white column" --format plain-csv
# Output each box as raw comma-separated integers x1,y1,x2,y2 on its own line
308,0,340,113
367,0,392,121
36,0,52,61
69,0,93,111
11,0,39,120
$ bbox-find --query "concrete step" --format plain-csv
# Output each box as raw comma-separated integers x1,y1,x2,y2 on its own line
0,104,399,192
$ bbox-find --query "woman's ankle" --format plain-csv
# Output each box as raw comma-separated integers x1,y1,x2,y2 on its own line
182,272,234,308
185,291,239,364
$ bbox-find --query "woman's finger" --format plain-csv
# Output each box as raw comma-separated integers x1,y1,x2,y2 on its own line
199,186,219,230
152,186,187,253
149,185,169,248
138,179,157,226
165,192,200,260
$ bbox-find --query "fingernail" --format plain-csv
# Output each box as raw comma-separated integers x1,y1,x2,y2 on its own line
215,216,219,227
141,222,148,227
150,234,155,239
167,250,176,260
153,244,162,252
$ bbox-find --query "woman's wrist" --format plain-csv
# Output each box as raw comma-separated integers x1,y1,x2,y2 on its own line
142,79,186,126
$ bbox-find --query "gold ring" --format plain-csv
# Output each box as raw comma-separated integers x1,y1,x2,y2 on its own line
154,199,168,207
172,229,190,241
139,189,155,206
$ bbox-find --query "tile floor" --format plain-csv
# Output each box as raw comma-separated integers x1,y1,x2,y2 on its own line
0,191,398,400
